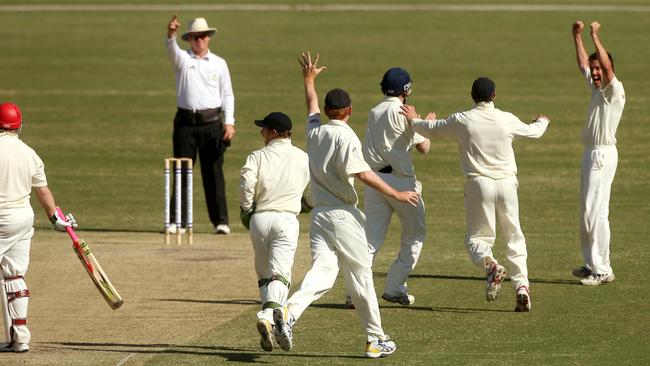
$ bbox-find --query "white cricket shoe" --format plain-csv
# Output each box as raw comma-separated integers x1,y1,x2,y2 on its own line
581,273,616,286
381,292,415,306
365,337,396,358
572,265,592,279
273,308,293,351
486,262,507,302
214,224,231,235
0,342,29,353
256,319,274,352
514,286,531,312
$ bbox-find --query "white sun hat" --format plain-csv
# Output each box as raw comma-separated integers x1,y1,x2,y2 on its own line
181,17,217,41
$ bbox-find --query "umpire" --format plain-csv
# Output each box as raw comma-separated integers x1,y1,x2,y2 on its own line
166,15,235,234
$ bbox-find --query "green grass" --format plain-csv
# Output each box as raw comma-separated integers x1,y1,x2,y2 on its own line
1,1,649,364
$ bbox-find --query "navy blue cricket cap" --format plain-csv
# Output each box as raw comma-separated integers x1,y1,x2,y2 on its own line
471,77,496,101
254,112,292,132
324,88,351,109
381,67,412,96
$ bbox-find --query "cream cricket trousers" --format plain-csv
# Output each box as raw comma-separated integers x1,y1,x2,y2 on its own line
286,206,387,342
580,146,618,275
364,173,425,296
0,207,33,345
464,176,529,290
249,211,299,324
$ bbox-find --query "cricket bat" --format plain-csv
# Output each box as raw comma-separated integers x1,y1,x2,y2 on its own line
56,207,124,310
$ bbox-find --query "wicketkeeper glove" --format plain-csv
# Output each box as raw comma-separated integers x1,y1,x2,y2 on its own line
49,211,77,232
240,204,256,230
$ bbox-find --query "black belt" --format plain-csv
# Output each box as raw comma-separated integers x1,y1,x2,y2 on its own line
378,165,393,174
176,107,222,125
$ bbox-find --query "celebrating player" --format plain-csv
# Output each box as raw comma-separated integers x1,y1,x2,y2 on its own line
0,103,76,353
239,112,309,352
358,67,430,306
571,21,625,286
401,78,550,312
166,14,235,235
273,52,419,358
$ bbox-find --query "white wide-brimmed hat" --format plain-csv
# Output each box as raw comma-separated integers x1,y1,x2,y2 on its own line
181,17,217,41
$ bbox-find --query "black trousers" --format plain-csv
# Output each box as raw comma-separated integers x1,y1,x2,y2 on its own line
171,109,229,227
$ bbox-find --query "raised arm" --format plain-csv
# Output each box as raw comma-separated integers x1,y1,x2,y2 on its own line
299,52,326,115
167,14,180,39
590,21,615,85
572,20,589,74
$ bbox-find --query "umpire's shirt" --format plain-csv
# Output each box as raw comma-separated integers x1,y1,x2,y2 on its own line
166,37,235,124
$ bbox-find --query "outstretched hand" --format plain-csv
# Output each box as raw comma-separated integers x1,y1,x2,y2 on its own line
535,114,551,123
298,52,327,80
168,14,180,38
590,21,601,36
572,20,584,36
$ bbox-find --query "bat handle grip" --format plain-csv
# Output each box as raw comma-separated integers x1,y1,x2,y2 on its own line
56,206,80,242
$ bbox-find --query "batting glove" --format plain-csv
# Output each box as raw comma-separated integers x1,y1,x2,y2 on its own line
49,211,77,232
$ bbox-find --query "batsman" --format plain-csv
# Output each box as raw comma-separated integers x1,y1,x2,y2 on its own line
0,103,76,353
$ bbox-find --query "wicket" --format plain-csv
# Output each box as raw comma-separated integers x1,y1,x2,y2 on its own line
164,158,193,245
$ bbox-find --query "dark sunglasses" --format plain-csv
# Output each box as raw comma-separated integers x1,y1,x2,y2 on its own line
190,33,210,40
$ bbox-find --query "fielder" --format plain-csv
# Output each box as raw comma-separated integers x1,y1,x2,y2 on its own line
401,77,550,312
0,103,75,353
272,52,420,359
571,21,625,286
239,112,309,352
359,67,430,306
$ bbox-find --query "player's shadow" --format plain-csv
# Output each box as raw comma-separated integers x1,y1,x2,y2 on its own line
311,303,512,313
375,272,579,285
41,341,365,361
157,298,260,305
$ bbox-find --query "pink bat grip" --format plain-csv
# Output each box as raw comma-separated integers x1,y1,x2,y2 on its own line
55,207,80,242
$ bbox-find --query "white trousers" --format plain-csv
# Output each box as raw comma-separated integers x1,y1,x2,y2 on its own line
0,207,33,344
464,176,529,290
580,146,618,275
249,211,299,324
286,206,386,342
364,173,425,296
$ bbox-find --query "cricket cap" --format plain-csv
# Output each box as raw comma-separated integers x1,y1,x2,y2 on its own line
0,103,22,130
254,112,292,132
381,67,412,96
471,77,496,102
324,88,351,109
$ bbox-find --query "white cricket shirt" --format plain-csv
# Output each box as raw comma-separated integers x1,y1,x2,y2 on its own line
166,37,235,124
363,96,426,178
0,132,48,209
582,69,625,148
240,138,309,214
411,102,549,179
306,113,371,207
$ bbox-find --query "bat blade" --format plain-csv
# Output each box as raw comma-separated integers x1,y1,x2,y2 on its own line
57,207,124,310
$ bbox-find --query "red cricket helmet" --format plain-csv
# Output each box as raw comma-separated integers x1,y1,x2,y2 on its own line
0,103,23,130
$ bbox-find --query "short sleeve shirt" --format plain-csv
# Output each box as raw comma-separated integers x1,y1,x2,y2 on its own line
0,132,47,209
305,113,370,207
240,138,310,214
582,69,625,148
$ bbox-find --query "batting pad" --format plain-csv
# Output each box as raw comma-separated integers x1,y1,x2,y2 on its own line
3,277,30,344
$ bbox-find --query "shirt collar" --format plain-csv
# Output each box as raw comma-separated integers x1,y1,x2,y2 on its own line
383,96,403,104
267,137,291,147
188,49,212,60
328,119,353,130
475,101,495,109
